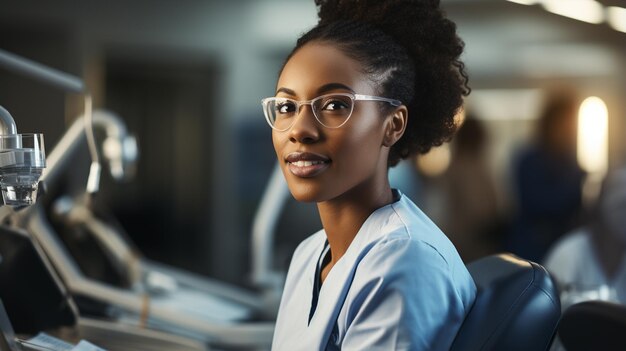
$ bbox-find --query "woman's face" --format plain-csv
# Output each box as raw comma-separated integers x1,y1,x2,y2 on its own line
273,42,393,203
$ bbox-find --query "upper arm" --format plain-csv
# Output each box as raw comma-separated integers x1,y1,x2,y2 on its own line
341,239,471,351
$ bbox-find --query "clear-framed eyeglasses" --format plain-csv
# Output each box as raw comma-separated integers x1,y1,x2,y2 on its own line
261,93,402,131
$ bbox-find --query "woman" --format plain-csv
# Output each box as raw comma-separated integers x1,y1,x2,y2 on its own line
441,115,501,263
262,0,476,349
509,91,585,262
543,167,626,351
544,167,626,307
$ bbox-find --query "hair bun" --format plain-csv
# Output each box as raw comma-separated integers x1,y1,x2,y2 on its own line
314,0,461,64
315,0,440,27
293,0,468,161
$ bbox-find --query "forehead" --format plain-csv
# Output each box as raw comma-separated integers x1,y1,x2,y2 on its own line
277,42,375,97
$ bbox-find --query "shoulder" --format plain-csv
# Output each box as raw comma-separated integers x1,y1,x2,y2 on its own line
353,198,476,302
543,228,590,270
542,228,603,289
345,231,476,332
351,193,476,303
357,235,467,292
358,236,450,280
382,194,462,267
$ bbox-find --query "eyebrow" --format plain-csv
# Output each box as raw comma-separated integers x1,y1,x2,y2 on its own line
316,83,354,95
275,83,355,97
276,87,296,96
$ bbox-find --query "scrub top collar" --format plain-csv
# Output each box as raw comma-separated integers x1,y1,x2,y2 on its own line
306,189,403,334
309,241,331,325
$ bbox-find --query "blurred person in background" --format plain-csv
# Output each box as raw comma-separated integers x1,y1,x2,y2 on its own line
507,91,585,262
440,114,502,263
544,166,626,308
543,166,626,351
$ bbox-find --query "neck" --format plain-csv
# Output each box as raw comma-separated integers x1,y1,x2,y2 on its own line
317,176,394,266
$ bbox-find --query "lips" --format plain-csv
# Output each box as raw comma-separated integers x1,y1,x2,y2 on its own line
285,152,331,178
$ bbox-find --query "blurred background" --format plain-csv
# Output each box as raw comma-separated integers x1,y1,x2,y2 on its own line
1,0,624,289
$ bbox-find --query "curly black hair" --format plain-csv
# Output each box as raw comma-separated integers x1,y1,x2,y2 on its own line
283,0,469,166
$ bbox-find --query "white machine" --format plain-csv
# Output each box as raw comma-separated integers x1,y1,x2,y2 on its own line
0,48,283,350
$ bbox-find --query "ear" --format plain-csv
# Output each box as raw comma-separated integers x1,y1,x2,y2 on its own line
382,105,408,147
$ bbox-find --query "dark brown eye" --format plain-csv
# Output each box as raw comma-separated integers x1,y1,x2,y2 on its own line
320,95,351,112
276,100,297,114
324,100,349,111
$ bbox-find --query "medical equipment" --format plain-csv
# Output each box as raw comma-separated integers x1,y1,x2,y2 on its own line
0,299,20,351
0,102,45,207
0,222,207,351
7,111,274,348
251,164,290,315
0,48,100,203
1,48,276,349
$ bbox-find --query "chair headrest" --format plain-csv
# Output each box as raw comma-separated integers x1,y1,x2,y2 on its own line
450,253,561,351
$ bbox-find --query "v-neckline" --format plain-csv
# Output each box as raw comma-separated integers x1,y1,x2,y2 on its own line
309,240,331,325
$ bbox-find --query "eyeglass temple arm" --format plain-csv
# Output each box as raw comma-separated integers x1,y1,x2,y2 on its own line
353,94,402,106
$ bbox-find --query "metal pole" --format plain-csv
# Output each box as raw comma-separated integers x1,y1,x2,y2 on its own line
0,48,85,93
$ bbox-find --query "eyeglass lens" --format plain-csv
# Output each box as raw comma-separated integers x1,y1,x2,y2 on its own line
268,94,355,130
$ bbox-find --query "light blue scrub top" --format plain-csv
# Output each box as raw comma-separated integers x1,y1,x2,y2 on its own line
272,191,476,351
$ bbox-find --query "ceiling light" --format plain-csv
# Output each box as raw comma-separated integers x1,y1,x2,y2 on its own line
542,0,605,24
578,96,609,176
506,0,540,5
607,6,626,33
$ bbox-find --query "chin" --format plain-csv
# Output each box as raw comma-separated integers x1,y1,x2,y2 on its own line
288,186,323,203
285,180,332,203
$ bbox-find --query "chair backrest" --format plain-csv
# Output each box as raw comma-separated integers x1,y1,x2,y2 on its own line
559,300,626,351
450,253,561,351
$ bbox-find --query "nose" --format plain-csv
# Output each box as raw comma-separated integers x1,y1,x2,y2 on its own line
288,104,320,144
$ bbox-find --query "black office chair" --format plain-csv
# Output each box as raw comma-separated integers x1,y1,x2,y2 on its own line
450,253,561,351
558,300,626,351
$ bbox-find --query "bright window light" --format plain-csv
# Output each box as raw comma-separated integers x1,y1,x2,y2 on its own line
542,0,605,24
577,96,609,176
607,7,626,33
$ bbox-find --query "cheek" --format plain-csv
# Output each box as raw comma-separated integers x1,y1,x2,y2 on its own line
272,131,283,157
331,116,385,171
